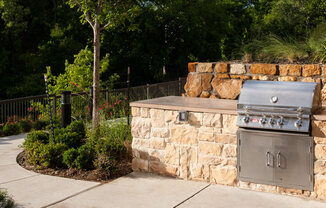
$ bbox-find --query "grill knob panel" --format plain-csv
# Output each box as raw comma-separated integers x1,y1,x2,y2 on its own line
259,117,267,125
277,117,284,126
242,116,250,123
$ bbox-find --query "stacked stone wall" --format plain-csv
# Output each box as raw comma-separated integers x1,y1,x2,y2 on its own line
185,62,325,101
131,106,326,201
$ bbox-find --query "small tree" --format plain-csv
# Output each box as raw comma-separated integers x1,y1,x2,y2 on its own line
67,0,138,131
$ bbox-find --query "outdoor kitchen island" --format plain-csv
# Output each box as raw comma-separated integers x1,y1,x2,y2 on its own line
130,96,326,201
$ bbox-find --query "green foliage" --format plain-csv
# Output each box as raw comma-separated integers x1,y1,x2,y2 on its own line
40,143,67,168
0,125,4,137
3,123,21,136
63,148,78,168
75,144,96,170
54,121,85,148
19,120,32,132
25,131,49,144
0,189,16,208
32,120,49,131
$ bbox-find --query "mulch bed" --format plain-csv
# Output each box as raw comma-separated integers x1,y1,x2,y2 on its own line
17,151,133,183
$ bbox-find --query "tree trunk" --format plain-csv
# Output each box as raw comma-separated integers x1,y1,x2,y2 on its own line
92,19,101,131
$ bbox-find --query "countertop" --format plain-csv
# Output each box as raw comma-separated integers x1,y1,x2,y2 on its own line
130,96,326,121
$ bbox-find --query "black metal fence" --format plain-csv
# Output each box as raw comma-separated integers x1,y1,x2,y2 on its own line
0,78,186,124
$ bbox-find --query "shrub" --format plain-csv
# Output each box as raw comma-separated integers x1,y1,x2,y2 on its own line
25,131,49,144
75,144,95,170
0,189,16,208
19,120,33,133
24,140,45,166
32,120,49,130
0,125,3,137
55,130,83,148
63,148,78,168
40,143,67,168
3,123,21,136
66,120,85,138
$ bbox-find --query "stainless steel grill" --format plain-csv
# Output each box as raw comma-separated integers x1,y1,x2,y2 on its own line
236,81,320,191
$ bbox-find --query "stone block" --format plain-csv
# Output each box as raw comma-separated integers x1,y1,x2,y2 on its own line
150,138,166,150
188,62,198,72
315,144,326,160
222,115,238,134
230,75,251,80
312,120,326,137
184,73,202,97
315,175,326,200
279,64,301,76
199,142,222,156
190,164,210,181
132,138,150,148
165,144,180,165
301,77,315,82
251,64,277,75
212,78,242,99
188,112,203,126
151,128,169,138
214,62,228,73
132,148,149,160
314,160,326,175
141,108,150,118
230,64,246,74
200,91,210,98
150,109,165,128
201,74,213,91
302,64,320,77
278,76,296,82
209,94,218,99
215,134,237,144
198,131,214,142
210,166,237,186
170,125,198,145
198,63,213,73
131,107,140,117
203,113,222,127
149,161,178,176
131,117,151,139
252,75,270,81
214,74,230,79
148,149,165,162
315,137,326,144
165,110,177,123
132,158,148,171
222,144,237,157
249,183,278,194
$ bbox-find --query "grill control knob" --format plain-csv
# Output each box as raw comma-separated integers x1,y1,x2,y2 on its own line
269,118,276,126
259,117,267,125
277,117,284,126
295,119,303,128
242,116,250,123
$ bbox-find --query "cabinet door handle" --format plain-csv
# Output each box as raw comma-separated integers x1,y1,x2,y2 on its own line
266,151,271,167
277,152,281,167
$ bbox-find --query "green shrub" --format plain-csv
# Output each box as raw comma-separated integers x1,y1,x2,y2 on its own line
3,123,21,136
55,130,83,148
19,120,33,133
75,144,95,170
32,120,49,130
0,125,3,137
40,143,67,168
25,131,49,144
0,189,16,208
24,140,45,166
66,120,85,138
63,148,78,168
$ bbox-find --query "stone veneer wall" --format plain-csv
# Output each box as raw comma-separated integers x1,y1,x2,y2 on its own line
184,62,326,101
131,107,326,201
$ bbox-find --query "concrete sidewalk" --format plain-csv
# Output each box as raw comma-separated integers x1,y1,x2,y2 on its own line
1,134,326,208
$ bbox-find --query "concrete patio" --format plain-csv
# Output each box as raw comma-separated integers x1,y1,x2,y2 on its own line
1,134,326,208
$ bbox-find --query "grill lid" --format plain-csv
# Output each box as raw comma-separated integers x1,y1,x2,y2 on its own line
238,81,319,112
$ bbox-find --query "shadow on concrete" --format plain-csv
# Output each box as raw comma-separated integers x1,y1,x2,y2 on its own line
0,134,26,146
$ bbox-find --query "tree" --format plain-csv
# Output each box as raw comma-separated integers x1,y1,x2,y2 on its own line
67,0,139,130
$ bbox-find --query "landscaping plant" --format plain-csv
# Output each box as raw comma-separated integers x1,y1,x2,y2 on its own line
0,189,16,208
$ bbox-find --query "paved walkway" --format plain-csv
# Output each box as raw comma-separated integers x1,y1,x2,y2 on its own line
1,134,326,208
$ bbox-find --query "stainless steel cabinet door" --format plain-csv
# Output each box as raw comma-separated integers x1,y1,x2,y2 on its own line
238,130,274,184
274,135,313,191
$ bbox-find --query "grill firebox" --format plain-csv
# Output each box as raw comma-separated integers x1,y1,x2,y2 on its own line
236,81,320,191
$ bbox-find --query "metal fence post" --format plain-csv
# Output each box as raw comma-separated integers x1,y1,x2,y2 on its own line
61,91,71,128
127,67,130,125
146,84,150,100
52,94,57,119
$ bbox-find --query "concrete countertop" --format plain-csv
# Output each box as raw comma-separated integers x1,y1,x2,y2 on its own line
130,96,237,115
130,96,326,121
